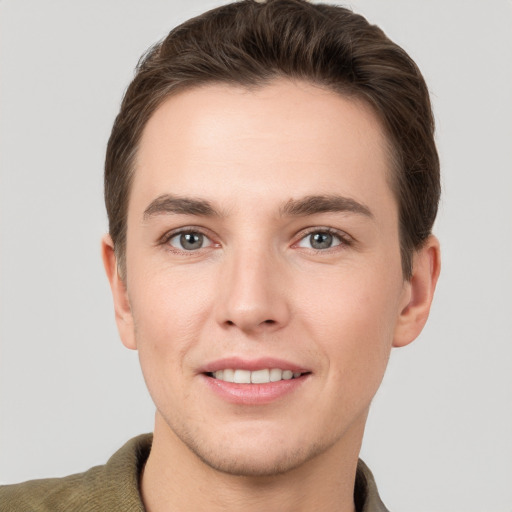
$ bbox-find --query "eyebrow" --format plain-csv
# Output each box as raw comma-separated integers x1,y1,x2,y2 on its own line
142,193,373,220
280,195,373,218
143,194,221,219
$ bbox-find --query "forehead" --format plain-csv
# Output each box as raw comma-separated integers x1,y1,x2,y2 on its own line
131,79,395,217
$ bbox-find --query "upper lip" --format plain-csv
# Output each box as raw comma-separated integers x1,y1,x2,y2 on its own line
199,357,310,374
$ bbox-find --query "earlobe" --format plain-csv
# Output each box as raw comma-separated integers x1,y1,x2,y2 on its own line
101,234,137,350
393,235,441,348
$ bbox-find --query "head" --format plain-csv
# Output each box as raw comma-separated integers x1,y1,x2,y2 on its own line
102,0,440,479
105,0,440,281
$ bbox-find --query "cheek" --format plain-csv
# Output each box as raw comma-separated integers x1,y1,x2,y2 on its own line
298,259,402,338
127,268,217,416
297,265,402,400
128,267,214,368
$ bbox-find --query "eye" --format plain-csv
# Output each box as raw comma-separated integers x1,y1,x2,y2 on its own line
167,231,213,251
296,230,344,250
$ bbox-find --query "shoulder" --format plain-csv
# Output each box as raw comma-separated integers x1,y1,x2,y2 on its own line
0,434,152,512
0,466,105,512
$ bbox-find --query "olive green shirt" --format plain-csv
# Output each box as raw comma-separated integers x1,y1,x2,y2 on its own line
0,434,389,511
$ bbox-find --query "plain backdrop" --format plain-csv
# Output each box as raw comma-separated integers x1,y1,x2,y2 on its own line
1,1,511,511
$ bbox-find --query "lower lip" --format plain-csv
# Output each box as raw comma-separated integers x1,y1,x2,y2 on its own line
202,374,309,405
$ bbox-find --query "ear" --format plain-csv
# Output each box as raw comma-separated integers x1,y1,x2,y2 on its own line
101,234,137,350
393,235,441,348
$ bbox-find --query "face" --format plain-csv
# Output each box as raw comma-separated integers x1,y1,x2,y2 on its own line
108,79,422,477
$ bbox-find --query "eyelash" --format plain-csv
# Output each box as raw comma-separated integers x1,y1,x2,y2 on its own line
293,227,353,252
159,226,353,254
160,227,216,254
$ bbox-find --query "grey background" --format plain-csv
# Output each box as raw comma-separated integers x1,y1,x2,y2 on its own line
1,1,511,511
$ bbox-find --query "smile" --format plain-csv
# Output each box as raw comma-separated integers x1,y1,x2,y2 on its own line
210,368,303,384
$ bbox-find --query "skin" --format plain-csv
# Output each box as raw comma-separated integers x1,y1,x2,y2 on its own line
102,79,440,512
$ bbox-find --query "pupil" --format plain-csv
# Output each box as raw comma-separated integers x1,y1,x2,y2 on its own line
311,232,332,249
181,232,203,250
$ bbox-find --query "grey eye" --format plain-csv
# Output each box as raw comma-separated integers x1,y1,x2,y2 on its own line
169,232,210,251
297,231,342,250
311,232,333,249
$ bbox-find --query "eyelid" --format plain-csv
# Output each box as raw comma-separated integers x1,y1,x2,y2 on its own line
159,226,219,252
293,227,353,250
157,225,353,253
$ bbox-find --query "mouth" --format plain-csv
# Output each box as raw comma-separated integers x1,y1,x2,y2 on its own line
200,358,311,404
207,368,308,384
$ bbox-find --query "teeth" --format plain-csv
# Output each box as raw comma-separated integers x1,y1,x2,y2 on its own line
269,368,282,382
222,369,234,382
212,368,303,384
251,369,270,384
234,369,251,384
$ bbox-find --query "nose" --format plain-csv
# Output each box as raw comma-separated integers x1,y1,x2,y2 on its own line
216,247,291,334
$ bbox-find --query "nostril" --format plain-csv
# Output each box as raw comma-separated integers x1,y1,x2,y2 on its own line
222,314,283,331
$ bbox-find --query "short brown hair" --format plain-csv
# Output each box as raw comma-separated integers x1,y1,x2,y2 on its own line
105,0,440,278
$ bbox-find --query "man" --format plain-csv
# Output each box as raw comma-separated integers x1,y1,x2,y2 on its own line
0,0,440,510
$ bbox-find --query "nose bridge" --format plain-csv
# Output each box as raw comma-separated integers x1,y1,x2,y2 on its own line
217,240,289,332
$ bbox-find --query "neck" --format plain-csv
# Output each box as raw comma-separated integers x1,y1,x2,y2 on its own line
141,413,366,512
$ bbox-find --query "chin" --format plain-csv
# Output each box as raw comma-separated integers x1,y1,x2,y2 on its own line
190,440,327,477
172,420,334,477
